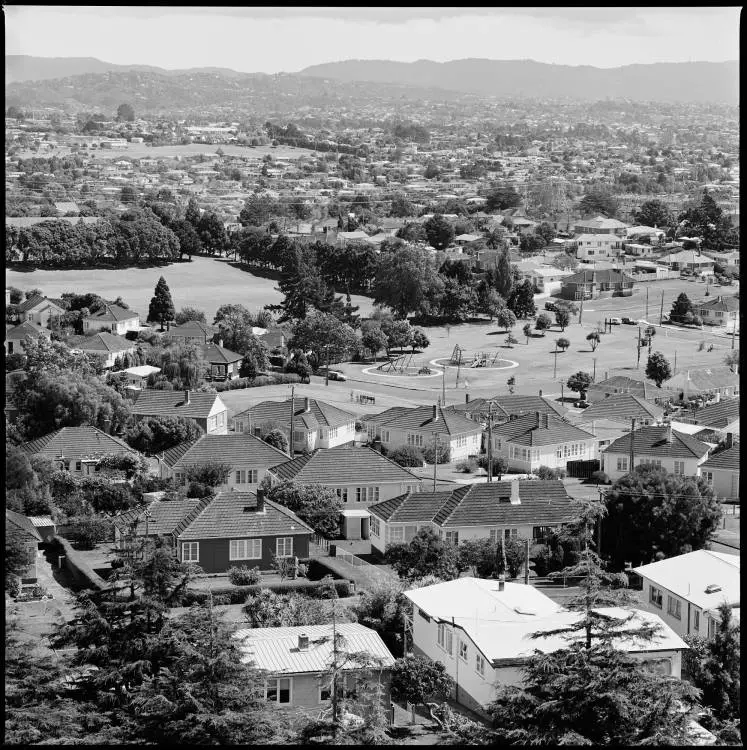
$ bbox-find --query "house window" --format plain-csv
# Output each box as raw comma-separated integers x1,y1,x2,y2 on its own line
617,457,629,472
407,433,424,448
293,431,305,442
458,639,468,662
674,461,685,476
266,678,291,704
437,623,453,655
370,515,381,537
693,609,700,631
381,430,390,443
276,537,294,558
533,526,554,542
319,674,356,703
230,539,262,560
236,470,245,484
181,542,199,563
476,653,486,678
556,447,562,459
494,437,502,450
75,460,82,471
667,596,682,620
389,526,405,543
445,530,459,545
336,488,349,503
174,472,184,483
649,585,663,608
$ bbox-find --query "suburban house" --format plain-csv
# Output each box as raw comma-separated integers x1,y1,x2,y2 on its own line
68,332,136,369
82,304,140,335
257,326,287,352
6,510,43,584
574,393,664,427
516,265,574,294
658,249,715,276
268,446,423,540
633,551,740,639
404,578,687,716
19,425,140,474
560,268,635,300
367,480,576,556
586,375,677,406
601,424,711,482
235,623,394,716
113,492,204,548
365,404,483,462
233,397,357,453
5,321,51,355
690,397,740,438
165,320,217,345
574,215,629,237
122,364,162,390
488,412,597,472
158,433,288,491
200,341,243,381
174,489,313,572
131,389,229,435
666,366,740,401
698,445,740,501
573,233,624,261
625,225,666,244
693,295,739,329
448,394,567,425
16,294,65,327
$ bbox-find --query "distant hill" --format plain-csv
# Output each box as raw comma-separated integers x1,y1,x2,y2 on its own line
300,58,739,105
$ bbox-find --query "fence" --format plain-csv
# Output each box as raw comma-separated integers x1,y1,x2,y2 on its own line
566,459,601,479
311,533,330,552
333,547,371,567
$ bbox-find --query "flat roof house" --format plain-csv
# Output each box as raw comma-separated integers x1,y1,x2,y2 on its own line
131,389,228,435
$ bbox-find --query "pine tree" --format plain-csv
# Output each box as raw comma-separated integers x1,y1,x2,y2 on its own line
147,276,175,330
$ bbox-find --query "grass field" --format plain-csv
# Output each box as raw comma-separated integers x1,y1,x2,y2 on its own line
7,256,375,322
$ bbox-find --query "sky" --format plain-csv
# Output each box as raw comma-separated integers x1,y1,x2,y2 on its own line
5,6,740,73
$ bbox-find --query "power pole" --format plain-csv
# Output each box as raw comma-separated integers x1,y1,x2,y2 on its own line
432,433,439,491
592,357,597,382
553,347,558,379
289,386,295,457
732,326,736,350
579,298,584,325
486,405,494,483
673,351,677,375
659,289,665,325
441,366,446,405
646,287,649,319
636,327,642,368
325,345,330,387
629,417,636,473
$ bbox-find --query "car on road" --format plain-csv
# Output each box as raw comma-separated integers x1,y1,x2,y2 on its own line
574,400,590,409
326,370,347,382
621,317,636,324
609,317,622,325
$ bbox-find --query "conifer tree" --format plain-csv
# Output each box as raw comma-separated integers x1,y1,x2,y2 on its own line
147,276,175,331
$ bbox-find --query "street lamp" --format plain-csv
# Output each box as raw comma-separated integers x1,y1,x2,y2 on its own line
324,344,331,387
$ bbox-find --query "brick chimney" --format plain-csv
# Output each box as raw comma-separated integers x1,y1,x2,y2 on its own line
102,417,111,435
298,632,309,650
510,482,521,505
304,397,311,413
184,389,190,405
432,404,439,421
256,488,265,512
666,424,673,443
725,432,734,449
465,394,470,404
218,338,224,348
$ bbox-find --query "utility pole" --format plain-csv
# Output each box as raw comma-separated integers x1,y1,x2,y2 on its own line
289,386,295,457
629,417,636,473
560,380,565,403
592,357,597,382
673,351,677,375
524,538,530,585
325,345,330,387
732,326,736,350
579,298,583,325
659,289,665,325
486,405,494,483
432,434,439,491
646,286,649,319
553,347,558,379
441,366,446,405
636,327,642,368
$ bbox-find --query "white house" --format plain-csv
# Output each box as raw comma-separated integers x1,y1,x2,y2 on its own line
69,332,135,369
574,233,624,261
404,578,688,716
633,551,740,639
131,389,229,435
698,444,740,501
601,424,711,482
233,397,357,453
693,295,739,329
16,294,65,327
82,304,140,335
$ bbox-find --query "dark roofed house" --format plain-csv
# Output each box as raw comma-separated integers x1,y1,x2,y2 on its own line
602,425,711,482
576,393,664,427
6,509,43,583
82,304,140,336
200,341,243,381
560,268,635,300
586,375,677,406
690,397,740,438
269,446,423,540
666,366,740,401
166,320,217,345
698,444,740,501
16,294,65,327
694,295,739,328
131,389,228,435
68,332,135,369
5,320,51,355
234,397,357,453
449,394,567,425
159,432,288,491
113,492,204,548
368,480,575,555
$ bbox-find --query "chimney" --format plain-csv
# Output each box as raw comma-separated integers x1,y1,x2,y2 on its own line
218,338,224,348
538,389,542,397
256,488,265,512
715,391,721,404
304,397,311,413
184,389,190,405
510,481,521,505
465,394,470,404
666,424,673,444
102,417,111,435
498,576,505,592
298,633,309,651
432,404,439,421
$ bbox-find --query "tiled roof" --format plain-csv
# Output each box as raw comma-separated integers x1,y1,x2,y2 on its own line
691,398,740,429
17,294,63,313
369,480,575,529
604,426,710,459
175,491,313,541
563,268,635,285
200,342,242,364
131,390,225,420
270,446,422,484
700,445,740,471
236,398,356,430
6,321,51,340
370,404,481,436
694,296,739,313
114,497,202,536
491,413,595,447
450,395,567,422
577,393,664,425
162,433,288,469
167,321,216,338
6,509,43,541
666,367,739,392
69,332,134,353
587,376,677,402
86,304,138,322
21,426,137,461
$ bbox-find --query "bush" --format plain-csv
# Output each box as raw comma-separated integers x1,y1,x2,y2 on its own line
6,574,22,597
422,445,451,464
181,578,353,606
64,517,113,549
227,566,262,586
456,458,478,474
589,470,610,485
477,455,509,478
212,373,302,391
387,445,425,467
534,465,566,480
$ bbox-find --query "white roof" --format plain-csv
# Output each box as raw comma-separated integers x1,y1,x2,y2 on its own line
532,267,574,277
455,233,482,242
235,623,394,674
341,509,371,518
633,551,740,611
124,365,161,377
627,225,666,236
27,515,55,527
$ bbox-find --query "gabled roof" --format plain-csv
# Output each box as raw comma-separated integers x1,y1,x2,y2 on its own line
17,294,64,313
694,295,739,313
131,390,225,420
235,398,356,431
69,332,134,353
491,413,595,447
666,366,739,392
270,445,422,485
604,426,710,459
587,375,677,402
86,304,139,322
114,496,203,536
449,395,567,422
691,397,740,429
6,509,43,541
175,490,313,541
369,480,576,528
235,623,394,674
200,342,243,364
562,268,635,285
576,215,628,230
368,404,481,436
167,320,216,337
700,445,740,472
162,432,288,469
633,551,740,611
577,393,664,425
21,426,137,461
6,321,51,340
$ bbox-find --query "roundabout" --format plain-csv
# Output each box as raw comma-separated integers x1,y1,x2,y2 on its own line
430,357,519,371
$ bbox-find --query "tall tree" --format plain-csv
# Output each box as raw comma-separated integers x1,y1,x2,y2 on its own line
645,351,672,387
116,103,135,122
579,189,619,218
385,527,460,582
266,481,343,539
633,199,674,229
423,213,455,251
289,311,358,367
147,276,176,331
486,185,521,212
506,279,537,319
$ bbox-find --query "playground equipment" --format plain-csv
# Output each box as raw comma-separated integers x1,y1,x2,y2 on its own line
449,346,502,368
376,352,414,373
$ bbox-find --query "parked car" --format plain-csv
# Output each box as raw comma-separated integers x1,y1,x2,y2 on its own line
609,317,622,325
622,317,636,324
327,370,347,382
574,400,590,409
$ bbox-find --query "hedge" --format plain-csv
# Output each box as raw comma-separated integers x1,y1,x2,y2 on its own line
181,577,353,606
49,535,109,592
212,373,301,392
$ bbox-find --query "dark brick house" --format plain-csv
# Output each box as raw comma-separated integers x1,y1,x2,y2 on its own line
560,268,635,300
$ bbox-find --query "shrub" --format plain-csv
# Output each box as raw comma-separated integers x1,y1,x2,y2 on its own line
6,574,22,598
589,470,610,485
477,455,509,478
456,458,477,474
534,465,566,480
227,566,262,586
64,517,113,549
422,445,451,464
181,578,353,606
387,445,425,467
